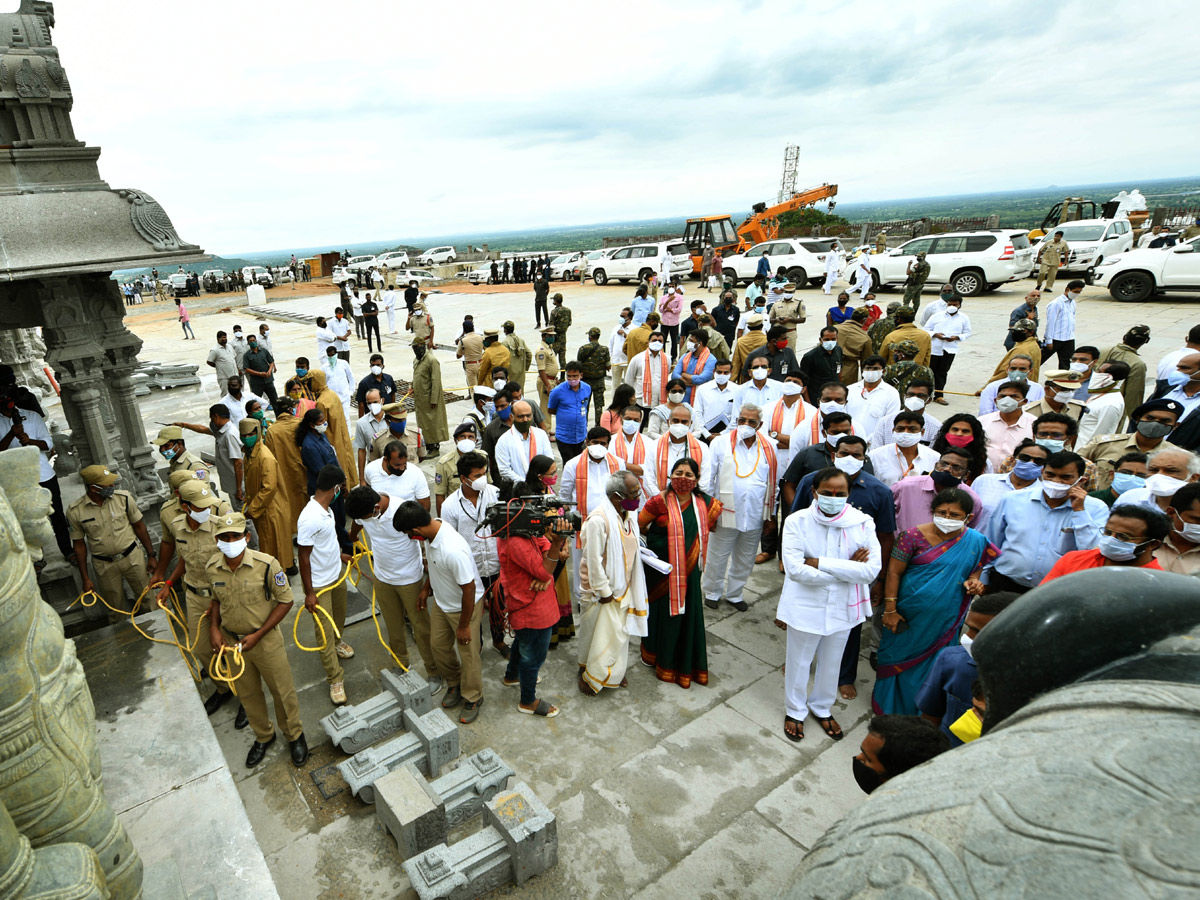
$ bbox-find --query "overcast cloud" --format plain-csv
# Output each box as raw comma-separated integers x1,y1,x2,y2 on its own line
47,0,1200,254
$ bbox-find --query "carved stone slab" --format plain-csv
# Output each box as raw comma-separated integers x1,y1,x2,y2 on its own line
320,669,432,754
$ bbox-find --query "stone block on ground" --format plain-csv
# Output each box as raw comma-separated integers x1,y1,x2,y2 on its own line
320,669,432,753
337,708,459,803
375,763,446,859
404,705,459,777
488,781,557,886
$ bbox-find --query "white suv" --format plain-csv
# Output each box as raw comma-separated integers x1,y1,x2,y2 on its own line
1092,235,1200,301
418,246,457,265
342,255,377,272
241,265,275,287
870,230,1034,297
721,238,836,287
375,251,410,269
549,252,586,280
590,240,691,286
1035,219,1133,274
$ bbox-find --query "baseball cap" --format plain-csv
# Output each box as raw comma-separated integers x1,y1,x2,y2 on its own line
179,481,219,508
214,511,247,534
152,426,183,446
81,465,119,487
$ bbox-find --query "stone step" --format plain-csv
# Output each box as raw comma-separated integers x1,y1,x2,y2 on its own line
142,857,186,900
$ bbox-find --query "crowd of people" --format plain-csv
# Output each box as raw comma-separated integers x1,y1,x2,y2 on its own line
46,259,1200,778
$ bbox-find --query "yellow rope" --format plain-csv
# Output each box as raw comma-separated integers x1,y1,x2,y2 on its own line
210,643,244,696
348,539,409,673
292,599,342,651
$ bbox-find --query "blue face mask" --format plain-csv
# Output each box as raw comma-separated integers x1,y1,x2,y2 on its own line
498,406,512,421
1111,471,1145,495
295,368,307,377
1166,369,1192,389
1097,534,1144,562
388,420,406,435
1012,459,1044,481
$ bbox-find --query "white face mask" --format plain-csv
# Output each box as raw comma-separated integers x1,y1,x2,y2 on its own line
996,396,1021,414
668,423,690,440
649,341,663,353
370,365,383,376
834,455,864,475
826,432,847,447
737,424,757,441
751,367,769,381
714,373,730,386
1174,519,1200,542
862,370,883,384
622,419,640,436
781,381,804,397
314,422,328,434
904,396,926,412
1088,373,1114,391
816,494,847,516
820,401,846,415
368,402,383,416
456,439,476,454
493,379,507,391
587,444,608,460
470,476,488,493
668,391,685,403
822,340,838,352
893,431,921,448
1145,473,1189,497
934,515,966,533
1069,361,1089,374
946,307,960,316
686,342,697,354
188,507,211,524
1053,390,1077,404
217,537,248,558
1040,478,1076,499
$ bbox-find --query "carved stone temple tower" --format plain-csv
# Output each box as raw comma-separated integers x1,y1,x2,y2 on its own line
0,0,204,506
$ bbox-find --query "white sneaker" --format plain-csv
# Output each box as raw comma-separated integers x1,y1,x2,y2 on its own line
329,682,347,704
335,641,355,659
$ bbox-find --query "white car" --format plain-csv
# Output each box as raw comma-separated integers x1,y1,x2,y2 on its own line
721,238,837,288
418,246,457,265
572,248,618,279
459,263,494,285
342,255,377,273
241,265,275,287
167,272,189,297
374,251,410,269
394,268,437,285
331,266,356,287
1092,235,1200,301
549,252,586,280
869,230,1034,297
1035,219,1134,274
589,240,691,286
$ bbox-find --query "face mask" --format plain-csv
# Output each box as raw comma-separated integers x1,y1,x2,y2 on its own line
621,419,640,436
1146,473,1189,497
543,335,554,345
822,340,837,352
498,406,512,421
370,365,383,376
414,346,427,359
407,533,425,543
567,377,581,388
1098,534,1144,562
619,497,640,511
668,391,685,403
262,330,269,337
671,476,696,494
687,342,698,355
1051,390,1076,405
314,422,328,434
515,420,531,434
1137,421,1173,440
774,339,789,351
949,708,983,744
468,476,488,493
748,367,769,383
1068,291,1082,300
1166,369,1192,389
327,356,337,367
1006,369,1028,383
816,494,848,515
296,368,308,377
1173,519,1200,542
996,397,1021,414
1088,373,1114,392
714,373,730,386
737,424,757,441
649,341,663,353
959,631,974,657
826,432,847,447
247,342,257,351
1040,478,1075,499
834,456,864,476
754,305,766,314
540,474,557,486
243,434,258,449
944,432,973,448
862,370,883,384
493,378,507,391
456,439,476,454
388,420,407,435
820,401,845,415
931,470,961,490
217,537,247,559
1035,437,1065,452
368,402,383,416
903,396,927,413
934,515,966,533
665,423,690,441
1111,471,1144,494
1069,361,1089,374
161,448,177,461
893,431,921,448
1012,459,1044,481
587,444,608,461
852,757,883,795
619,314,628,323
188,507,211,524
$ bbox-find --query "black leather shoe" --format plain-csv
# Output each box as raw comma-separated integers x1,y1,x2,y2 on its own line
245,734,276,768
204,691,230,716
289,733,309,767
234,705,249,730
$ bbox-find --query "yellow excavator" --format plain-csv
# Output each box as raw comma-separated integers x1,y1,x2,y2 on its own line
683,183,839,275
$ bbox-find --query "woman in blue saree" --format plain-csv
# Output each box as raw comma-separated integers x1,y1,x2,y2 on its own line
874,488,998,715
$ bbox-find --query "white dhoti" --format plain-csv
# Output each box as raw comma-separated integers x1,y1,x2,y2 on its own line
387,308,397,333
702,526,759,605
823,269,839,294
578,503,647,693
576,599,630,692
784,626,852,720
849,265,871,296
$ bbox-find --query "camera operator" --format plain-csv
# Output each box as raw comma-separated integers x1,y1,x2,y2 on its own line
496,481,571,718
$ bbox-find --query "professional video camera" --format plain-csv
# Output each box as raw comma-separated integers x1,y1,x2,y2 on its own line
482,495,582,539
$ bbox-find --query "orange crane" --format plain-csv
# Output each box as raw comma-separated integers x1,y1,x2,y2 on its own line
682,183,838,275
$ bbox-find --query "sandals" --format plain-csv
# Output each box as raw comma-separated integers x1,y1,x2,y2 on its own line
518,699,560,718
783,716,804,742
459,697,483,724
816,715,844,741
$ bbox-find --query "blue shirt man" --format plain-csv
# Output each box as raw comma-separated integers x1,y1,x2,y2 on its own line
756,254,772,279
915,645,975,746
630,292,655,327
548,370,592,450
671,336,718,404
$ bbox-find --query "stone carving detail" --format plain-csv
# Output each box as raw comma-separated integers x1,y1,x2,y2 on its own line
14,58,47,98
0,1,79,147
0,449,52,560
0,447,142,898
116,190,185,253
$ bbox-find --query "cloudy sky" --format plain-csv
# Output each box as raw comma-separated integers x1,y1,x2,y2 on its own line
51,0,1200,254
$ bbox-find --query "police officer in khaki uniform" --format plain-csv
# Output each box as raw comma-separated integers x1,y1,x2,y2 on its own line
456,325,484,389
1023,369,1089,422
157,480,234,716
535,325,560,439
206,511,308,768
372,403,421,463
67,465,158,622
435,422,489,514
769,282,807,350
156,470,233,584
1036,231,1069,293
1079,398,1185,490
477,328,512,388
151,425,216,484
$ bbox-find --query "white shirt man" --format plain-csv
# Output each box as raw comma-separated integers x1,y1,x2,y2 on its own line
658,249,673,287
645,426,710,496
364,453,431,504
0,407,55,481
353,495,423,586
624,340,670,410
823,245,843,294
849,252,872,297
1157,343,1198,383
870,406,943,448
702,410,778,611
380,288,398,333
1076,377,1128,446
353,401,390,474
494,422,552,483
316,324,337,357
218,387,265,429
737,368,783,411
846,373,900,447
329,314,352,353
1043,289,1078,343
926,306,972,357
608,416,652,499
561,437,627,587
297,497,341,589
230,330,250,371
692,371,738,439
441,480,501,582
321,353,357,419
609,317,630,375
759,382,816,474
978,378,1045,415
867,439,941,486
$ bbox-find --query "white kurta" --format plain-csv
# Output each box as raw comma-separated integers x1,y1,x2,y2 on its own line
846,381,900,448
759,397,816,474
624,350,669,407
494,426,553,483
692,381,738,437
578,504,646,692
926,311,972,356
737,378,784,412
867,442,942,487
644,435,711,496
703,435,775,532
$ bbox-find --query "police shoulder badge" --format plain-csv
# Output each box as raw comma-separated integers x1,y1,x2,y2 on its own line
274,571,287,587
435,472,442,484
195,469,207,479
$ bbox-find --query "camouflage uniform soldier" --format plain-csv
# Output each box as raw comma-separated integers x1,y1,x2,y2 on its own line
903,251,930,311
576,327,610,426
869,302,903,354
549,293,572,371
883,339,935,397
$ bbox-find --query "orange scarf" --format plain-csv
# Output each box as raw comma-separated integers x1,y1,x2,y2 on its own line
656,433,703,488
641,351,669,406
677,346,711,401
575,451,620,548
771,397,807,435
665,490,709,616
613,432,647,468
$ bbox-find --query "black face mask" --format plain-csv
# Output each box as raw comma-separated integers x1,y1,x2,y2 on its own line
853,758,883,795
931,469,962,490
